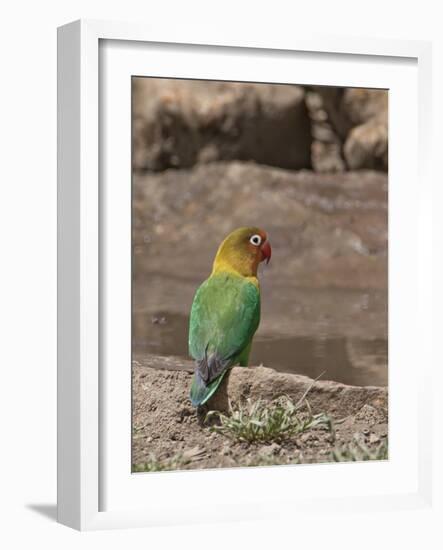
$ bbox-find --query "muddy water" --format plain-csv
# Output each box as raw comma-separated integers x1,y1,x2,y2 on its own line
132,164,388,388
133,311,387,387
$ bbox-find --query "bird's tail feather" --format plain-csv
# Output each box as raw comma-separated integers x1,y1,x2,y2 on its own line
190,369,228,407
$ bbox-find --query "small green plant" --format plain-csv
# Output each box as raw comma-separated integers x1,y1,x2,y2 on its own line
132,453,190,472
245,453,302,467
331,438,388,462
206,395,332,444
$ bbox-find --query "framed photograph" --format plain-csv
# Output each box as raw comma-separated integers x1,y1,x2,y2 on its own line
57,20,433,531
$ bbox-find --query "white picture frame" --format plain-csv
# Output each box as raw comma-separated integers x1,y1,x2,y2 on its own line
57,19,434,531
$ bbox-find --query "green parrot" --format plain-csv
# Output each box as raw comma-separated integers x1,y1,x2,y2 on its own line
188,227,272,407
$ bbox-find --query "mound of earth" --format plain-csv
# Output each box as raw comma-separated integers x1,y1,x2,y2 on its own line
132,355,388,471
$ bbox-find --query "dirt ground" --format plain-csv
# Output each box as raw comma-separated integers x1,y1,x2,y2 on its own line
132,355,388,471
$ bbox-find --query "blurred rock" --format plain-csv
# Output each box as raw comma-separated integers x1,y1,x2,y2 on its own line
311,140,346,173
306,91,346,173
314,87,388,171
132,79,312,172
344,116,388,170
342,88,388,126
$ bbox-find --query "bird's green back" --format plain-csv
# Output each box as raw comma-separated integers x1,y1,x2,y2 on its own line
189,272,260,366
188,227,269,406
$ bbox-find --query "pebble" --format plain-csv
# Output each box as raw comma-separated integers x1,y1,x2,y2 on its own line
262,443,281,456
221,445,231,456
151,316,167,325
300,433,318,443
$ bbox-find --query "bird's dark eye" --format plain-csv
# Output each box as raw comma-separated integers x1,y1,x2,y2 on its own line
249,234,262,246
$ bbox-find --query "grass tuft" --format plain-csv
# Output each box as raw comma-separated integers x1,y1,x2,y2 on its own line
206,395,332,444
132,453,190,472
331,438,388,462
245,453,303,467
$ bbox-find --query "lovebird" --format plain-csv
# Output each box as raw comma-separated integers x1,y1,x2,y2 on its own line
188,227,271,407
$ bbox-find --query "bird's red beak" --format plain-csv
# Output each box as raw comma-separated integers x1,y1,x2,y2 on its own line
260,240,272,264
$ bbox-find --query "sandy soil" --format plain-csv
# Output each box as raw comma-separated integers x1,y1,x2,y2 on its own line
132,355,388,471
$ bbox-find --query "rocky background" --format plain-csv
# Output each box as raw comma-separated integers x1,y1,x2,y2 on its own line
132,79,388,174
131,78,388,470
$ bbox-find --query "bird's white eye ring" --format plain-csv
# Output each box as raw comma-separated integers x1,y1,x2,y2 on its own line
249,234,262,246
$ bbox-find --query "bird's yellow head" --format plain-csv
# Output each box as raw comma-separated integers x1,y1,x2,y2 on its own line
212,227,272,278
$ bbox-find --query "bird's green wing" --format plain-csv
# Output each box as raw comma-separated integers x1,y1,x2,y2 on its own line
188,272,260,406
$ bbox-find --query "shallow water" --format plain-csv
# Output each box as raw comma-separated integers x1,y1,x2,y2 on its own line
133,311,387,387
